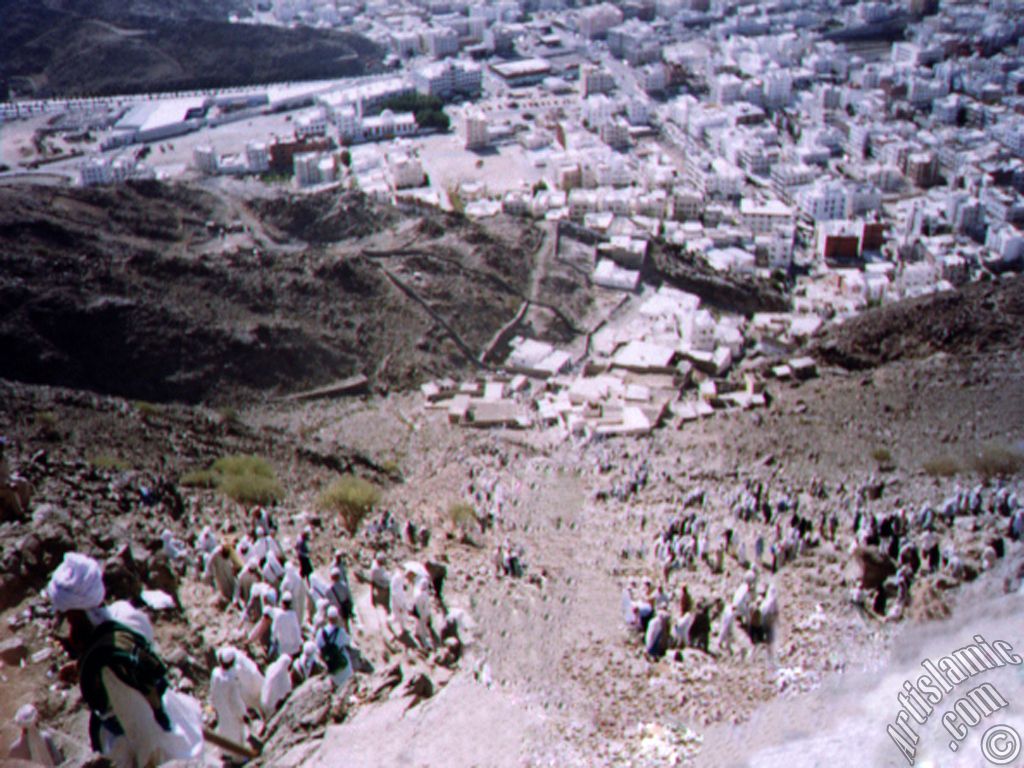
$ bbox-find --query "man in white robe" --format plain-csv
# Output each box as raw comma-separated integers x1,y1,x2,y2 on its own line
270,592,303,659
280,562,308,628
46,552,204,768
7,704,63,766
260,654,293,718
219,645,263,714
210,649,247,748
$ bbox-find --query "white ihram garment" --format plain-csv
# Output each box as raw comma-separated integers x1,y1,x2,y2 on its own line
101,668,203,768
210,666,247,747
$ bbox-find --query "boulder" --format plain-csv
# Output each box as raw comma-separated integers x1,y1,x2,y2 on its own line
0,636,29,665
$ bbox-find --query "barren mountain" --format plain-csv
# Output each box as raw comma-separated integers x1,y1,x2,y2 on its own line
0,0,384,98
0,182,561,402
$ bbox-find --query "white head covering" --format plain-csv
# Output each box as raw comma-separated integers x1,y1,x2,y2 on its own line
302,640,316,657
46,552,105,613
14,704,38,727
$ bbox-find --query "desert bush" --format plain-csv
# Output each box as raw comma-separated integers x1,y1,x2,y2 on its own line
213,454,276,479
134,401,161,418
970,442,1024,483
318,475,381,534
34,410,62,440
180,454,283,503
448,501,476,528
180,468,218,488
922,455,960,478
89,454,130,471
217,406,241,425
218,472,284,505
871,447,893,465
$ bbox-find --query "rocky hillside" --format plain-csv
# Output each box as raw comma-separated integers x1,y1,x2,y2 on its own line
0,0,383,98
813,276,1024,369
0,182,555,403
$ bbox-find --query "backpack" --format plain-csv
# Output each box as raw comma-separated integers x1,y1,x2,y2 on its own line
319,628,348,673
79,621,170,749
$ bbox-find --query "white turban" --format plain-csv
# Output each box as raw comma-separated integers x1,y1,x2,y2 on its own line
14,704,37,726
46,552,105,613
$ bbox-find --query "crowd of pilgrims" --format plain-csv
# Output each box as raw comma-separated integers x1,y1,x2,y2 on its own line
620,478,1023,660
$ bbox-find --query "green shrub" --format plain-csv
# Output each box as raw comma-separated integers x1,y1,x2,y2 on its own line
180,469,218,488
212,454,276,479
970,442,1024,483
217,406,241,425
922,455,960,478
134,401,161,418
181,454,282,503
448,501,476,528
871,447,892,465
89,454,130,471
218,472,284,505
318,475,381,534
35,410,57,428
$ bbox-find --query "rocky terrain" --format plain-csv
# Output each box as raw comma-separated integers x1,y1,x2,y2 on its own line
0,182,566,402
0,0,383,98
813,276,1024,369
0,181,1022,767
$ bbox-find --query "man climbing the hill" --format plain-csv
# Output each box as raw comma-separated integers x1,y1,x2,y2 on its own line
46,552,204,768
316,606,354,688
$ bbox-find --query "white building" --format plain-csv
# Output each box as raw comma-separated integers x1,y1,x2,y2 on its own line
740,199,794,234
578,3,623,38
361,110,418,141
464,108,489,149
673,189,704,221
390,153,426,189
763,71,792,108
581,64,616,97
422,27,460,58
799,182,847,221
986,225,1024,261
714,73,743,105
193,146,219,175
295,109,328,140
411,60,483,99
600,119,630,150
246,141,270,173
294,152,326,187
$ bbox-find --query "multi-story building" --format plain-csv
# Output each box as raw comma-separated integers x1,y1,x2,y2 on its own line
390,154,426,188
672,189,704,221
192,146,219,175
580,64,616,97
578,3,623,39
294,109,328,140
464,108,489,149
601,118,630,150
422,27,460,58
245,141,270,173
361,110,418,141
740,199,794,234
799,182,847,221
294,152,324,187
412,60,483,100
607,20,660,66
